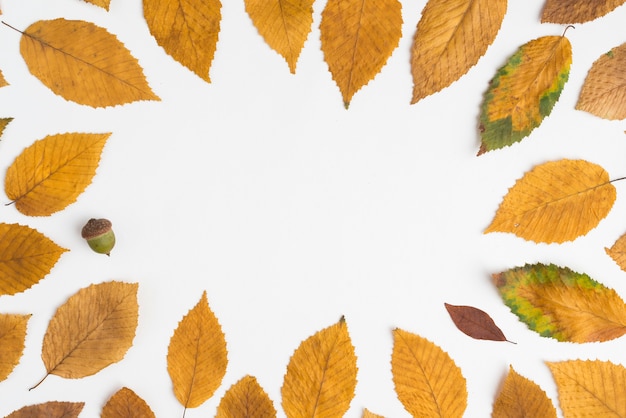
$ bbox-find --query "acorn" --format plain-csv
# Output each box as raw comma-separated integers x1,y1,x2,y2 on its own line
81,218,115,256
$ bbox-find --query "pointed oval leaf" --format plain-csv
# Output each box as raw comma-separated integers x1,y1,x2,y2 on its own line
84,0,111,10
0,223,68,296
144,0,221,82
492,366,557,418
244,0,314,74
281,317,357,418
168,291,228,410
0,313,31,382
606,231,626,272
20,19,159,107
541,0,626,23
102,387,156,418
392,329,467,418
485,159,615,243
320,0,402,107
479,35,571,154
0,118,12,137
411,0,507,104
5,132,110,216
444,303,508,342
493,263,626,342
216,375,277,418
6,402,84,418
363,408,384,418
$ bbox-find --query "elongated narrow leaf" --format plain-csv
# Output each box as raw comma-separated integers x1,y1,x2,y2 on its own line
5,132,110,216
20,19,159,107
479,35,571,154
6,402,84,418
102,387,156,418
492,366,556,418
606,232,626,272
320,0,402,107
485,159,615,243
411,0,507,104
216,375,277,418
392,329,467,418
541,0,626,23
493,263,626,342
444,303,509,342
83,0,111,10
0,314,31,382
281,317,357,418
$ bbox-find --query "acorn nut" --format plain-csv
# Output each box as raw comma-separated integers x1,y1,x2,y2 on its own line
81,218,115,256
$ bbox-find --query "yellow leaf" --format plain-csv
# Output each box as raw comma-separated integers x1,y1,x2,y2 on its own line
0,69,8,87
167,291,228,411
34,281,138,388
320,0,402,107
0,223,67,296
0,313,31,382
101,387,156,418
244,0,314,74
392,328,467,418
144,0,221,82
411,0,507,104
484,159,616,243
547,359,626,416
362,408,384,418
83,0,111,10
606,232,626,272
281,317,357,418
541,0,626,24
6,402,84,418
216,375,277,418
5,132,110,216
19,19,159,107
492,366,557,418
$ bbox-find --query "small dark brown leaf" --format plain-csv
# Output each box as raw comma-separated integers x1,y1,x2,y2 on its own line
444,303,510,342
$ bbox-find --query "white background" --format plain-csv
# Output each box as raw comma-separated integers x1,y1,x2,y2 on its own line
1,0,626,417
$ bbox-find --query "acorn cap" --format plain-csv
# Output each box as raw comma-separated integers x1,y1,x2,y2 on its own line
81,218,112,239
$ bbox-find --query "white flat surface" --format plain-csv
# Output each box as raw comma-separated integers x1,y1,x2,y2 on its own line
1,0,626,416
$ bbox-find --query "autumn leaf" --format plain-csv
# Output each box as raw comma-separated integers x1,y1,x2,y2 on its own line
83,0,111,10
0,69,8,87
576,42,626,120
0,223,68,296
606,232,626,272
444,303,510,342
492,366,557,418
320,0,402,107
18,19,159,107
411,0,507,104
0,117,12,138
362,408,384,418
168,291,228,412
0,314,30,382
541,0,626,24
5,402,84,418
216,375,277,418
102,387,156,418
547,359,626,416
392,328,467,418
244,0,314,74
5,132,110,216
281,317,357,418
144,0,221,82
484,159,616,243
479,35,571,154
493,263,626,342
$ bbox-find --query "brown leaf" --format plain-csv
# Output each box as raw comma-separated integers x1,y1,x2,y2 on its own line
362,408,384,418
541,0,626,24
444,303,509,342
216,375,277,418
606,231,626,271
492,366,557,418
0,313,31,382
0,223,68,296
101,387,156,418
83,0,111,10
5,402,84,418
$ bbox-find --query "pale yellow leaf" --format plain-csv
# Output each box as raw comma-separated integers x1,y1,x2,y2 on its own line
492,366,556,418
541,0,626,24
0,314,31,382
102,387,156,418
83,0,110,10
362,408,384,418
6,402,84,418
216,375,277,418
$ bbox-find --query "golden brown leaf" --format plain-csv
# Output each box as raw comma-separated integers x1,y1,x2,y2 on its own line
320,0,402,107
606,231,626,272
485,159,615,243
541,0,626,23
0,223,68,296
19,19,159,107
6,402,84,418
83,0,111,10
411,0,507,104
0,118,12,137
362,408,384,418
168,291,227,411
0,69,8,87
144,0,221,82
244,0,314,74
216,375,277,418
5,132,110,216
0,313,31,382
547,359,626,416
392,328,467,418
281,317,357,418
492,366,556,418
102,387,156,418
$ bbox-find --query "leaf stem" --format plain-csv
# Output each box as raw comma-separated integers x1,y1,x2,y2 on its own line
29,373,49,391
1,21,24,34
562,25,575,37
610,176,626,184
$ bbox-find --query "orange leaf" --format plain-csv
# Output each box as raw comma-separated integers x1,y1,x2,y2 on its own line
281,317,357,417
392,328,467,417
411,0,507,104
492,366,556,418
244,0,314,74
83,0,111,10
606,231,626,272
5,132,110,216
362,408,384,418
0,69,8,87
541,0,626,23
101,387,156,418
5,402,84,418
19,19,159,107
216,375,277,418
320,0,402,107
484,159,616,243
0,313,31,382
167,291,228,411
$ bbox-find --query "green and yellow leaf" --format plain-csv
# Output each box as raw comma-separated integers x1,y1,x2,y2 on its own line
541,0,626,24
0,314,31,382
492,366,556,418
216,375,277,418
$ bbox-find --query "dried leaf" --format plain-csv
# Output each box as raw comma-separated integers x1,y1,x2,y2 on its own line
102,387,156,418
484,159,615,243
281,317,357,418
5,132,110,216
392,328,467,418
0,223,68,296
479,35,571,154
83,0,111,10
0,118,11,137
362,408,384,418
320,0,402,107
411,0,507,104
541,0,626,23
606,232,626,272
144,0,221,82
493,263,626,342
168,291,227,411
244,0,314,74
547,359,626,416
576,42,626,120
19,19,159,107
5,402,84,418
0,313,31,382
492,366,557,418
444,303,509,342
216,375,277,418
0,69,8,87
